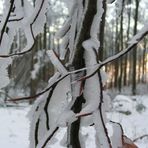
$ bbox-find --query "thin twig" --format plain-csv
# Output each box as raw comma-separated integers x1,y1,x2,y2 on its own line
97,69,112,148
40,127,59,148
133,134,148,142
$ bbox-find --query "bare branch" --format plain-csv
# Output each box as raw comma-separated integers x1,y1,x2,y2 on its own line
95,69,112,148
39,127,59,148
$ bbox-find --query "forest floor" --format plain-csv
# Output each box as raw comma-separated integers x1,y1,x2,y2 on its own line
0,95,148,148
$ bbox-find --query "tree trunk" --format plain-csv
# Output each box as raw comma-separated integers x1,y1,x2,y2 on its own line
132,0,139,95
123,0,131,86
99,0,107,61
114,16,119,88
118,0,124,92
70,0,98,147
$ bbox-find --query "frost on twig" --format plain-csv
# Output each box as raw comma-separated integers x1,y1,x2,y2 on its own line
56,0,88,62
110,121,123,148
101,23,148,66
47,50,67,74
110,121,138,148
76,22,148,82
0,0,48,58
2,0,147,147
0,0,49,92
76,1,111,146
29,50,80,148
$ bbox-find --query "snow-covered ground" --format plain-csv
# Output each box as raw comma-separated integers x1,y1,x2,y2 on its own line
0,106,30,148
0,95,148,148
108,95,148,148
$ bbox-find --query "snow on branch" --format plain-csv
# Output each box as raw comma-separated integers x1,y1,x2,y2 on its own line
8,50,70,102
29,52,80,148
28,53,72,148
56,0,88,61
77,1,112,145
90,0,104,42
110,121,138,148
75,22,148,82
0,0,48,58
101,23,148,66
47,50,67,74
0,0,48,92
0,0,15,45
37,126,59,148
110,121,123,147
7,20,148,101
8,22,148,104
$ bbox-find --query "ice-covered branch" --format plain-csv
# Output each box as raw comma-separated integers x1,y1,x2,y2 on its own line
0,0,48,58
56,0,88,61
7,21,148,100
101,23,148,66
90,0,104,42
47,50,67,74
8,22,148,102
75,22,148,82
110,121,124,147
8,50,70,102
37,127,59,148
110,121,138,148
0,0,15,45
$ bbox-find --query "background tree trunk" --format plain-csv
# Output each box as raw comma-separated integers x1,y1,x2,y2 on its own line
99,0,107,61
132,0,139,95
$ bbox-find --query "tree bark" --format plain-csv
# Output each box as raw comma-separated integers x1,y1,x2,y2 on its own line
70,0,98,147
132,0,139,95
98,0,107,61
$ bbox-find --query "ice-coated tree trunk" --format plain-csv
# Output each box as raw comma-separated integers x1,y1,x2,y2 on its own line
69,0,98,147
